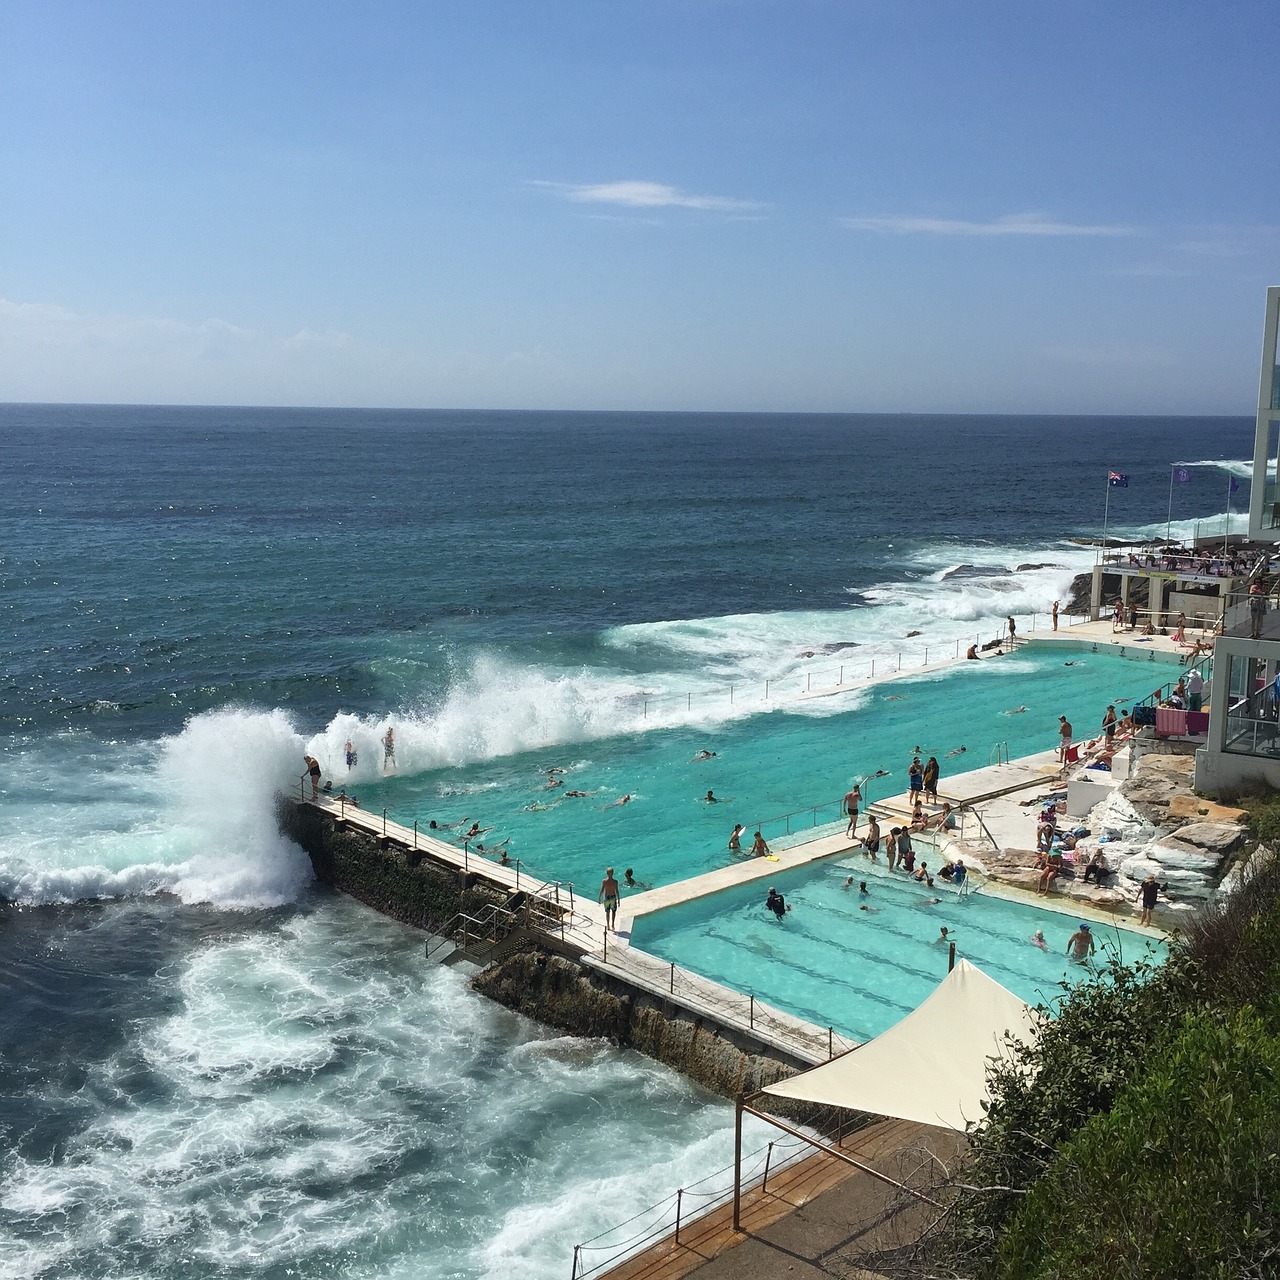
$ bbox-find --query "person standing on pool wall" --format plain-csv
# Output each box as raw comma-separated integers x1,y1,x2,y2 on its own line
598,867,620,931
843,781,862,838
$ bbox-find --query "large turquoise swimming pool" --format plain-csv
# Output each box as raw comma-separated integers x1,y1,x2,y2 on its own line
628,857,1165,1042
360,642,1180,896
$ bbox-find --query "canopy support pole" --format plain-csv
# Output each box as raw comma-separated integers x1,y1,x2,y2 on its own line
733,1091,744,1232
741,1104,942,1208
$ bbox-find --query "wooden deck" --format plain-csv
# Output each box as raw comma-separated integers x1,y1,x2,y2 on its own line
589,1118,960,1280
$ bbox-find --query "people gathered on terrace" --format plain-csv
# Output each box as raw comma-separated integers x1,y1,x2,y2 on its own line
1122,546,1265,578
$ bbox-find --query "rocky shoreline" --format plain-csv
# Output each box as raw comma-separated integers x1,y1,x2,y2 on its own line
974,750,1249,921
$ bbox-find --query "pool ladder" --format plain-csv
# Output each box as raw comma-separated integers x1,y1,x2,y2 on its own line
988,740,1009,765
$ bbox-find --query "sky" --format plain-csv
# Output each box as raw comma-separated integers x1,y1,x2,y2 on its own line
1,0,1277,413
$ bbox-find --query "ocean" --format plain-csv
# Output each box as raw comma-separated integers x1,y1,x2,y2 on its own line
0,404,1252,1278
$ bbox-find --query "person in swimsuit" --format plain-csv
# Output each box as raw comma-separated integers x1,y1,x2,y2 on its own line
598,867,620,930
861,816,880,859
302,754,322,800
344,739,357,770
728,823,745,853
843,783,861,838
750,831,771,857
897,827,915,873
1066,923,1095,963
1051,600,1059,631
382,727,396,773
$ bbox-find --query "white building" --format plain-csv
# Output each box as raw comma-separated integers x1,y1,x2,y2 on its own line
1195,287,1280,794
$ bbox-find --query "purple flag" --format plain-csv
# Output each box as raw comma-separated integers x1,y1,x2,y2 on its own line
1230,477,1241,493
1173,467,1191,483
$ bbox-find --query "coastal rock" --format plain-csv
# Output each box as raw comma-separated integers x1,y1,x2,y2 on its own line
1142,838,1220,874
904,630,922,638
1167,794,1249,824
1167,822,1247,857
1088,791,1153,843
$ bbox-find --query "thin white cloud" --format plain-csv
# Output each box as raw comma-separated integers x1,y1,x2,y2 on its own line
840,213,1133,238
533,179,760,213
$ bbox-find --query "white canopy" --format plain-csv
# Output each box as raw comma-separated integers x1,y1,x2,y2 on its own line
762,959,1038,1131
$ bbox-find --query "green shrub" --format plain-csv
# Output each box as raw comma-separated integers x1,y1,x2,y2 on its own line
938,952,1189,1273
998,1007,1280,1279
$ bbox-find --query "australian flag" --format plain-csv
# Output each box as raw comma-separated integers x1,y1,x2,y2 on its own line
1108,471,1129,487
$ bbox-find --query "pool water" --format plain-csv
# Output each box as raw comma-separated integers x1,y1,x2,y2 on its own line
360,644,1178,896
629,856,1165,1042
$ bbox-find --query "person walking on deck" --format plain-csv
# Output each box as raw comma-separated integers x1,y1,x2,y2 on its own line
1051,600,1059,631
1250,583,1268,639
1007,615,1017,646
1137,874,1161,927
1057,716,1073,765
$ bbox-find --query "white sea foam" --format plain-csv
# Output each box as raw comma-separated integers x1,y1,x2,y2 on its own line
1173,457,1254,479
0,707,313,909
0,902,766,1280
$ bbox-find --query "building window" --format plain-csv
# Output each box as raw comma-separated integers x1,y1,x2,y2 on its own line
1224,650,1280,758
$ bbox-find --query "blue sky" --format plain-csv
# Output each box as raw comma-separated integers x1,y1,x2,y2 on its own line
1,1,1276,412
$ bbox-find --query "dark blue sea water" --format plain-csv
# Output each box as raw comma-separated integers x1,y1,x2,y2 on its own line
0,404,1252,1278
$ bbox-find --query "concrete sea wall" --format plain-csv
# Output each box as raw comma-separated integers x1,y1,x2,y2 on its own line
278,799,827,1107
473,949,805,1100
276,797,509,931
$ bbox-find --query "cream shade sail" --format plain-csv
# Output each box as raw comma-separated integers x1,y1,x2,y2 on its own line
761,959,1038,1131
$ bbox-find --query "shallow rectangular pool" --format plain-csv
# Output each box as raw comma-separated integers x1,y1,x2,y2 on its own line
628,856,1165,1042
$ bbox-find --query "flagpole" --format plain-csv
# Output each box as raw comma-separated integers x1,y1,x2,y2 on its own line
1224,472,1232,557
1166,465,1175,546
1102,470,1112,558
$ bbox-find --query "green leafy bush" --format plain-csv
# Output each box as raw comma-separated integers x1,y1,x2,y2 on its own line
998,1007,1280,1279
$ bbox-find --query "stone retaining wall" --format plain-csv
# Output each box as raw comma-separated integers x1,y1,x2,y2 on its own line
276,797,508,931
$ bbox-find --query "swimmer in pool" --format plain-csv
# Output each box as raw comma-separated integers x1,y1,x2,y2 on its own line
947,746,967,757
1030,929,1049,949
604,794,632,809
691,750,717,761
1003,706,1029,716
